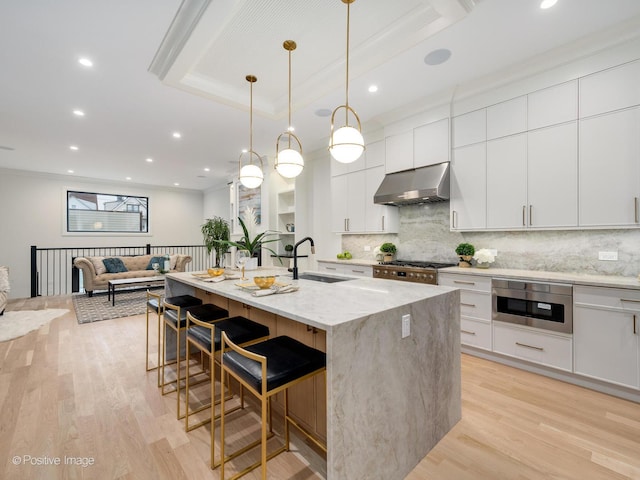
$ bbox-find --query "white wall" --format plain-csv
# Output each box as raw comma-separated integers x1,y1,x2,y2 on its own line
0,169,204,298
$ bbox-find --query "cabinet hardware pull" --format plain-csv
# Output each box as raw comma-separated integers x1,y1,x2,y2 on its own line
382,215,385,231
347,218,350,231
620,298,640,304
461,329,476,335
522,206,526,226
634,314,637,335
460,303,476,308
452,210,457,229
529,205,532,226
353,270,365,273
326,267,337,270
635,197,639,223
454,280,475,285
515,342,544,351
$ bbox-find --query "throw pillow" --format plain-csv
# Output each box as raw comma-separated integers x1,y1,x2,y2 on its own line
146,256,164,270
170,254,178,270
102,257,128,274
88,256,107,275
0,266,9,292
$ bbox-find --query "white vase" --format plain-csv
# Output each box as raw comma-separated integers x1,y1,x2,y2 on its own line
244,257,258,270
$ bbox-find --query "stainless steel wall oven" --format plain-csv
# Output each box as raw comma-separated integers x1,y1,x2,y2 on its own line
492,278,573,334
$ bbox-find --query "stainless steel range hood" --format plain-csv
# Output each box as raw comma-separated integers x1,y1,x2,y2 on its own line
374,162,450,206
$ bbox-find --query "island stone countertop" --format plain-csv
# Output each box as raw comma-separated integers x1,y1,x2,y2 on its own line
165,267,461,480
440,266,640,290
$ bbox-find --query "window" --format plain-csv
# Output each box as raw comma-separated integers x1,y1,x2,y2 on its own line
67,190,149,233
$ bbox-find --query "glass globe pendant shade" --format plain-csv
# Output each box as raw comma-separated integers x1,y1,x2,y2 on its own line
275,148,304,178
329,125,364,164
239,163,263,189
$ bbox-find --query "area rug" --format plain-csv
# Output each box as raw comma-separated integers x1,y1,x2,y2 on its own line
0,309,69,342
73,288,164,324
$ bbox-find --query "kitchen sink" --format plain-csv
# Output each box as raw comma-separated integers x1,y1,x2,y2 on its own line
297,273,354,283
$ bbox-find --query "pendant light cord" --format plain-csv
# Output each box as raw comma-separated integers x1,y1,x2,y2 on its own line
345,0,351,125
288,47,292,149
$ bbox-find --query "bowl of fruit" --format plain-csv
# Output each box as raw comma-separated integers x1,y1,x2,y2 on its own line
336,251,352,260
253,275,276,289
207,267,225,277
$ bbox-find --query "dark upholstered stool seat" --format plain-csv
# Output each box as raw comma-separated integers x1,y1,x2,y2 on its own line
187,316,270,353
164,294,202,309
165,302,227,328
147,297,162,314
223,335,326,393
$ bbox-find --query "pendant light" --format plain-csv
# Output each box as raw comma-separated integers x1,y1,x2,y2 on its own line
275,40,304,179
329,0,365,164
239,75,264,189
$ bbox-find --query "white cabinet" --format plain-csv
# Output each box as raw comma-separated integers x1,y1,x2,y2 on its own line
316,261,372,278
528,81,578,129
332,139,398,234
414,118,449,168
579,107,640,227
365,166,399,233
331,149,365,177
573,285,640,389
438,273,492,351
486,134,528,229
384,131,413,173
450,143,486,230
487,96,527,140
493,322,573,372
452,109,486,148
331,171,366,233
580,59,640,118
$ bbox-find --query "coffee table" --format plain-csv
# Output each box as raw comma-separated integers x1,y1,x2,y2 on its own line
108,275,166,306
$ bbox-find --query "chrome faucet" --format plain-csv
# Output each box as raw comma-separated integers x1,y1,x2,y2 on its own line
292,237,315,280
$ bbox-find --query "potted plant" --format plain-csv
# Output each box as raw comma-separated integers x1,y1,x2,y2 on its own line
455,242,475,268
284,244,294,255
222,208,282,269
380,242,397,262
201,216,230,268
473,248,496,268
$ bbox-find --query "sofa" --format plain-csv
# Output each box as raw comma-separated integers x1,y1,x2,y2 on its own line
0,266,8,315
73,254,192,296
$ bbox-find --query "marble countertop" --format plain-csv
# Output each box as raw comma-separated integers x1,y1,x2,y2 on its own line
440,266,640,290
167,268,455,331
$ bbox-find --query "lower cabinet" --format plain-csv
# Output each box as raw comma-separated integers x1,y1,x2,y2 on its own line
574,286,640,389
493,322,573,372
316,261,372,278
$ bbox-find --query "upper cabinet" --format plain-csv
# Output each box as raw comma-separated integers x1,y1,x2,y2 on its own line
450,143,486,230
331,140,398,234
528,81,578,129
385,118,450,173
413,118,449,168
579,107,640,227
580,60,640,118
486,96,527,140
452,109,486,148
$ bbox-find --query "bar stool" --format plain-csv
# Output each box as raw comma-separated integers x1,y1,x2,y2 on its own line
220,333,327,480
159,294,202,395
145,290,163,386
185,312,270,468
163,301,229,420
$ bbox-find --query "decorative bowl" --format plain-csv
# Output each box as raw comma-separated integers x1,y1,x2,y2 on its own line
253,275,276,289
207,268,225,277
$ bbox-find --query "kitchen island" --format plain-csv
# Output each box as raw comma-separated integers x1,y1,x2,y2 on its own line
165,269,460,480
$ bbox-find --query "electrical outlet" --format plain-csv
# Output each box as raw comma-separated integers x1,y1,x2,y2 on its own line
598,251,618,261
402,314,410,338
364,245,371,252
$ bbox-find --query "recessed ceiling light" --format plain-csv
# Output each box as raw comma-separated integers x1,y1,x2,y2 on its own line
78,57,93,67
126,177,132,181
287,126,295,132
540,0,558,9
73,109,85,117
146,158,153,163
315,108,332,117
172,132,182,139
173,182,180,186
424,48,452,66
67,169,74,174
204,167,210,172
241,149,248,153
69,145,79,151
368,85,378,93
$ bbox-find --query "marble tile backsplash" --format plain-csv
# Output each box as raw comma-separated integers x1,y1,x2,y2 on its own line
342,202,640,277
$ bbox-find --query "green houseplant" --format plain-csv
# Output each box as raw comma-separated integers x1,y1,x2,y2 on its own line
380,242,397,262
221,215,282,267
201,216,230,267
455,242,475,268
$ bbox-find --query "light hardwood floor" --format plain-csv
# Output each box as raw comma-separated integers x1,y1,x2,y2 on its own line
1,296,639,479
